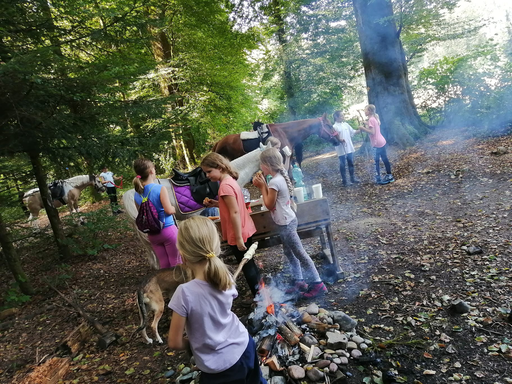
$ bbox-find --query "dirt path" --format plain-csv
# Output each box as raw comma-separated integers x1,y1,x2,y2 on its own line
1,126,511,383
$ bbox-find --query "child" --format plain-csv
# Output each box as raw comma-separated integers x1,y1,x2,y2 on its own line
252,147,327,299
332,110,360,186
358,104,395,185
133,159,182,268
200,153,261,297
167,216,267,384
100,165,123,214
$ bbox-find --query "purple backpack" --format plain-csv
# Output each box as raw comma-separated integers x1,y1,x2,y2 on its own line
136,185,164,234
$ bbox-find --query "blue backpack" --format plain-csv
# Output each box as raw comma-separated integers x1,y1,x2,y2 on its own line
136,185,163,234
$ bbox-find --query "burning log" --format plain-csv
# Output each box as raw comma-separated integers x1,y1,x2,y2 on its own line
277,323,300,345
257,335,274,358
285,319,303,338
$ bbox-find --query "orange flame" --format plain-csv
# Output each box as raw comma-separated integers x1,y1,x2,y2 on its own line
259,279,275,315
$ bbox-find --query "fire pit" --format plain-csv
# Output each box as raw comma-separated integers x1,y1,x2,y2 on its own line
245,278,370,383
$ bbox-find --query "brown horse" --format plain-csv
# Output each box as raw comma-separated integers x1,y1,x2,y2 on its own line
212,114,341,166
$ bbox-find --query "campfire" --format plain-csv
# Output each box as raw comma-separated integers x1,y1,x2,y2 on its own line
246,278,367,383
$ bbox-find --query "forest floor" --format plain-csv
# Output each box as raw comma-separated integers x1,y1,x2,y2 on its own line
1,126,511,384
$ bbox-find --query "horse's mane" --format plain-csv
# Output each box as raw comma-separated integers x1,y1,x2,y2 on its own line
65,175,91,187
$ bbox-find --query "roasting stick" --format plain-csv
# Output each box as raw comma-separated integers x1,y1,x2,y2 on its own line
233,242,259,280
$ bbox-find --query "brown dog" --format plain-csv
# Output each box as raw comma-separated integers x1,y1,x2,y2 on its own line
133,265,189,344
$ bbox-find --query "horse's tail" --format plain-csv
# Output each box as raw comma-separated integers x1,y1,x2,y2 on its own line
18,191,30,218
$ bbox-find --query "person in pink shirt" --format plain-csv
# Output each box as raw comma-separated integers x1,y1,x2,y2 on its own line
359,104,395,185
200,152,261,297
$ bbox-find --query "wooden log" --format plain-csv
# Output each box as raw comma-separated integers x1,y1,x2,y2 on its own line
307,322,340,332
57,322,94,356
285,319,303,338
264,355,284,371
257,335,274,358
277,323,299,345
19,357,70,384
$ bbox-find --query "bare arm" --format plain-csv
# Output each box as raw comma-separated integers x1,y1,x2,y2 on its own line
160,186,176,215
222,194,246,251
168,312,190,351
253,173,277,210
359,120,375,135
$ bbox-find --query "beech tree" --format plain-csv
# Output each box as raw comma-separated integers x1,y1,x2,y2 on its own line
352,0,430,146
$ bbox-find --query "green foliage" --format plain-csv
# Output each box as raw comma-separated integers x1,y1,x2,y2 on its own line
60,207,129,256
2,284,32,310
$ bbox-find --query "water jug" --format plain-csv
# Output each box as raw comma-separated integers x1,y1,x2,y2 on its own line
292,163,304,187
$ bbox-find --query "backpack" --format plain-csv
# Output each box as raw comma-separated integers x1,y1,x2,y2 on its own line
136,185,164,234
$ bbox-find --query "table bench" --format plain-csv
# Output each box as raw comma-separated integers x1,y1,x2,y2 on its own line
216,197,344,279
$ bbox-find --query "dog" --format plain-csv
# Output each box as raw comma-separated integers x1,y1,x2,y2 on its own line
132,265,189,344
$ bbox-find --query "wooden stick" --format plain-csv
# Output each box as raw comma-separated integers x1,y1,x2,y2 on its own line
233,242,258,280
277,323,299,345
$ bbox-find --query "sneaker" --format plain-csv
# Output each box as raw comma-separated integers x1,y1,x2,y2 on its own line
300,282,328,299
350,178,361,184
383,174,395,183
342,181,349,187
375,175,382,184
285,280,308,294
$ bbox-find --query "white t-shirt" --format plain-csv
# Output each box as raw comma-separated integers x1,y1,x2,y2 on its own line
333,121,358,156
169,279,249,374
268,173,295,226
100,171,115,187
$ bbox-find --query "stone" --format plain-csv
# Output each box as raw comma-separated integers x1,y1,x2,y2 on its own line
331,311,357,331
300,334,318,347
324,349,336,354
351,349,362,358
332,357,341,364
315,360,331,369
164,370,175,378
347,341,357,350
364,339,372,346
270,376,286,384
339,356,349,365
450,299,470,314
466,246,483,255
181,367,191,375
329,362,338,373
306,368,324,381
261,366,270,380
359,343,368,350
326,332,348,350
351,335,364,344
306,303,319,315
288,365,305,380
323,353,332,360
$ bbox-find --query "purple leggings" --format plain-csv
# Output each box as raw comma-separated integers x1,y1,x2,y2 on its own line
148,225,182,268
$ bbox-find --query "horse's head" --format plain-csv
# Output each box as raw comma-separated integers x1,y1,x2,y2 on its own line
317,113,342,146
252,121,264,131
92,175,107,193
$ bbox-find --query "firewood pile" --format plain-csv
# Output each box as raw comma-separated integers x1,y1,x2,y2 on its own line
246,281,370,384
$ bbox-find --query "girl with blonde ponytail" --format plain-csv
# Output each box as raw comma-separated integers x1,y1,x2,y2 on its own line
168,216,266,384
252,148,327,299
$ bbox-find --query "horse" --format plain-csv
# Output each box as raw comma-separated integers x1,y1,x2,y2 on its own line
23,175,106,228
123,144,275,268
211,114,341,167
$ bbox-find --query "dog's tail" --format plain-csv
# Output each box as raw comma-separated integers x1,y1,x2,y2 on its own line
129,289,148,342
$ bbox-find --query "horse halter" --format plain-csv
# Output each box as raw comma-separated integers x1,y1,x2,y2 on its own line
318,117,339,140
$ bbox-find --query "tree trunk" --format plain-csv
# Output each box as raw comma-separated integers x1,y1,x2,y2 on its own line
28,151,72,259
271,0,297,120
0,213,35,295
148,16,196,165
352,0,430,147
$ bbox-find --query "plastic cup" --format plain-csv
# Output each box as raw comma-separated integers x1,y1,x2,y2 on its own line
312,184,323,199
294,187,304,203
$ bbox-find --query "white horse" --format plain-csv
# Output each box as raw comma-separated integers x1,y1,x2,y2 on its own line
123,144,272,268
23,175,106,228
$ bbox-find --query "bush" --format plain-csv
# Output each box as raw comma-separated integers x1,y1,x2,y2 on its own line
60,207,130,256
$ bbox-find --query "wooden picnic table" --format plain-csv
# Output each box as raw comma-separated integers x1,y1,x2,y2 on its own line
215,197,344,279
